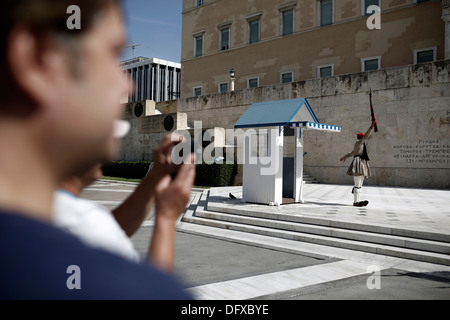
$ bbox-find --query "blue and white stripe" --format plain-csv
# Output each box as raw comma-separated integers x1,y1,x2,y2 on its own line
290,121,341,132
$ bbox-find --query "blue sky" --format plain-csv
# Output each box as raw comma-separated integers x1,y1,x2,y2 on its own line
120,0,183,63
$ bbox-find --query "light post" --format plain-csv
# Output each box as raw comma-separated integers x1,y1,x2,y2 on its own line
230,68,235,91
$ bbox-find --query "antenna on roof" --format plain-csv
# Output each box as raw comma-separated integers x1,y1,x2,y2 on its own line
125,44,142,58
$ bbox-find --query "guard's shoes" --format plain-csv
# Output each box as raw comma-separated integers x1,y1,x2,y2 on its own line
353,201,369,207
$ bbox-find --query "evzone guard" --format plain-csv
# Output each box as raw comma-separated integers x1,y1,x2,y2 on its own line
340,121,376,207
340,90,379,207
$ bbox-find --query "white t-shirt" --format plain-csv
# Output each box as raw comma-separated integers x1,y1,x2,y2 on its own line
53,191,141,262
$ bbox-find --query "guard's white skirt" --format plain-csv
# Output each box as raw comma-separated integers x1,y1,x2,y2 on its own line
347,157,371,178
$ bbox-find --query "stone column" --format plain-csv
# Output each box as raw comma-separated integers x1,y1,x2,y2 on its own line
146,65,151,100
442,1,450,60
133,68,138,102
164,65,169,101
155,64,161,102
294,127,304,203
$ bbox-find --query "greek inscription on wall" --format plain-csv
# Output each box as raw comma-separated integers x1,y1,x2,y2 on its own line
392,140,450,166
139,116,163,134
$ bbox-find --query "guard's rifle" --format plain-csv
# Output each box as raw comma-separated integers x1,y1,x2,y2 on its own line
369,88,378,132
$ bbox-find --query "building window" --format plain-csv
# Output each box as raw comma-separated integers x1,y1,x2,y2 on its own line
318,64,334,78
193,86,202,97
281,71,293,83
361,56,381,71
196,0,204,7
220,27,230,51
194,34,203,57
363,0,380,16
284,125,295,137
248,77,259,88
218,82,229,93
250,131,269,157
320,0,333,26
282,9,294,36
249,19,260,44
414,47,436,64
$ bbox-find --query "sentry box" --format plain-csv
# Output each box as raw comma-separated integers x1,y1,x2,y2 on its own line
234,98,341,206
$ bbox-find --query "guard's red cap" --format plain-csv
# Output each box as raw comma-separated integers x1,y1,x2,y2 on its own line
357,133,365,139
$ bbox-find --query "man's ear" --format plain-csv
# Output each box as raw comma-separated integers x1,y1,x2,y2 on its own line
7,27,69,110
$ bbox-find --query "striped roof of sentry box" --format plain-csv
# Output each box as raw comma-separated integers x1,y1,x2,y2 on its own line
289,121,341,132
234,98,341,133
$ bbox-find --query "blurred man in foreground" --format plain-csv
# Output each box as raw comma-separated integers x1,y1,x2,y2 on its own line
0,0,195,299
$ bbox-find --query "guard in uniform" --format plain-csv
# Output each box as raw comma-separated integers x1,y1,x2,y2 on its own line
340,121,376,206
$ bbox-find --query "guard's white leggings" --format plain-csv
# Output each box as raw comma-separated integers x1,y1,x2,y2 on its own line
353,175,365,203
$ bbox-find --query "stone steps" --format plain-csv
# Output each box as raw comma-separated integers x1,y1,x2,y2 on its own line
182,191,450,266
303,173,320,184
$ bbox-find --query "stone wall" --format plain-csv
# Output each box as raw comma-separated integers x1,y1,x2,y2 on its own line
117,101,188,161
300,60,450,189
117,60,450,189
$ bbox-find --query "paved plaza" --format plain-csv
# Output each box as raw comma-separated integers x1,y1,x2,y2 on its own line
80,179,450,300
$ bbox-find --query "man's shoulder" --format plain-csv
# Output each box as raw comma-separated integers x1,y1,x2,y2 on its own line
54,190,105,213
53,190,121,233
0,211,191,300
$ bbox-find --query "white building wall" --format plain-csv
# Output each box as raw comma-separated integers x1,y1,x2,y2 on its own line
242,127,283,205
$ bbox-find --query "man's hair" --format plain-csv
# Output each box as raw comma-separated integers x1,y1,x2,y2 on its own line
0,0,121,114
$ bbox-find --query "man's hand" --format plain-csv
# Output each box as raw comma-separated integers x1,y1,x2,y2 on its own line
150,134,195,219
112,134,189,237
154,155,195,223
151,134,183,179
150,155,195,272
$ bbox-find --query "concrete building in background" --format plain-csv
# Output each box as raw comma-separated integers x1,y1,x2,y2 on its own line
121,57,181,103
181,0,446,98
